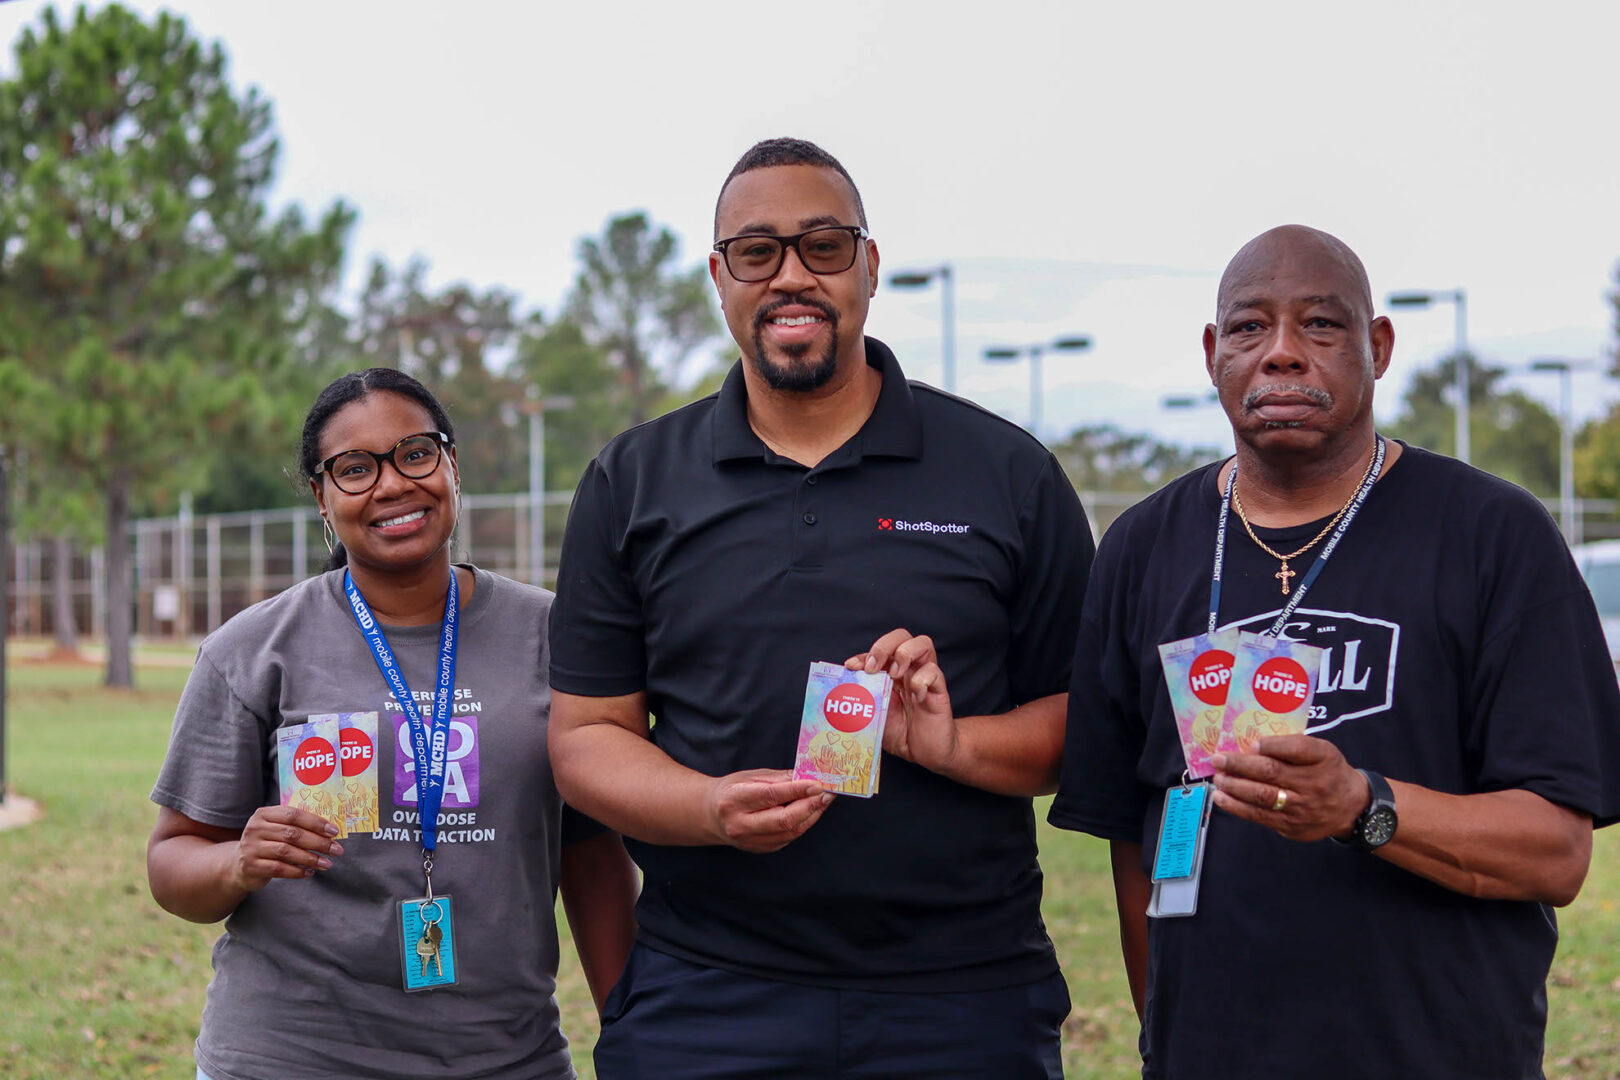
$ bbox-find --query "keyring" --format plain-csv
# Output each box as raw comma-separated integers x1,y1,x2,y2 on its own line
418,898,445,925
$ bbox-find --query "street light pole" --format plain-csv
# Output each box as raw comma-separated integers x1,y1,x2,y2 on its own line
1453,290,1469,465
523,389,575,586
888,265,956,394
1529,358,1594,546
983,336,1093,440
1388,288,1469,464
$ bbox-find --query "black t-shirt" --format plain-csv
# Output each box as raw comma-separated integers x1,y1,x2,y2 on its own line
1051,444,1620,1079
551,337,1094,991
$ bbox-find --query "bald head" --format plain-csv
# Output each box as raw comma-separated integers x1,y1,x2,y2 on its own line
1216,225,1373,322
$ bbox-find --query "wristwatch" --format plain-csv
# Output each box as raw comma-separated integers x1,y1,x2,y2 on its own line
1348,768,1398,851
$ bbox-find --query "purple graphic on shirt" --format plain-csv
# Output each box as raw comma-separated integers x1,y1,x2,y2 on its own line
394,715,481,808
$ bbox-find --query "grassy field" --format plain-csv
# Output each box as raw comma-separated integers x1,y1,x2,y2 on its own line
2,656,1617,1079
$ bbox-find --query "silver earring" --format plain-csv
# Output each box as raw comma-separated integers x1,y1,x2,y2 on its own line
322,517,335,556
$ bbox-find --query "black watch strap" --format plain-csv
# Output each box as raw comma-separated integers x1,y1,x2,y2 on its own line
1349,768,1398,851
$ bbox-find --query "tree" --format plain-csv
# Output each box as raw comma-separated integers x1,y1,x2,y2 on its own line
565,212,721,425
1051,424,1220,494
353,257,529,493
0,4,352,686
1384,355,1560,495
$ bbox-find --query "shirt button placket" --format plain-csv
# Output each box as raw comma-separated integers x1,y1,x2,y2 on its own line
793,474,826,568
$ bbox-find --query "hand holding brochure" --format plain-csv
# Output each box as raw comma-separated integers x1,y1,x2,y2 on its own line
793,662,892,797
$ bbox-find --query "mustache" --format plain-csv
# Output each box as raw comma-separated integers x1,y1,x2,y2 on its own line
1241,384,1332,411
754,295,838,330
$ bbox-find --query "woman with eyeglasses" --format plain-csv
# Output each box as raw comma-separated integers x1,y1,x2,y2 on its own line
146,368,637,1080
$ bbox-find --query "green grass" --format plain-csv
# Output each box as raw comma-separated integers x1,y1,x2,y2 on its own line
2,658,1617,1078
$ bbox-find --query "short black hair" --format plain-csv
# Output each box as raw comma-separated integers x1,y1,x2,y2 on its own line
714,137,867,240
300,367,455,570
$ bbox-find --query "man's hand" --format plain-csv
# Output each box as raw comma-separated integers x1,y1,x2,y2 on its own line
1209,734,1368,842
706,769,831,853
846,629,956,775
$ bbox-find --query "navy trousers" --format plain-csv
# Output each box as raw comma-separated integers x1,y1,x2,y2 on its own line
593,943,1070,1079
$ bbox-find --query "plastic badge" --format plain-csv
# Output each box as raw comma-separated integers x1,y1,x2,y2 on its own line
1147,783,1215,919
1152,782,1210,881
793,662,892,798
398,895,458,992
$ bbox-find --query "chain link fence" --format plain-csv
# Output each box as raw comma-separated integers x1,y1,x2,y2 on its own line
6,491,1617,642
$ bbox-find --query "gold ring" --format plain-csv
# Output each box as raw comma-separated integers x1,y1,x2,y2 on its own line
1272,789,1289,812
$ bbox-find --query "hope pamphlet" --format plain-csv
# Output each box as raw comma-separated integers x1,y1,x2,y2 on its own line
793,662,892,798
1158,630,1240,779
309,711,380,836
277,716,347,837
1219,632,1325,753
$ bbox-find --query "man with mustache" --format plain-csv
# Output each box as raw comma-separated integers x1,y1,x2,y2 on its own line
549,138,1092,1077
1050,224,1620,1078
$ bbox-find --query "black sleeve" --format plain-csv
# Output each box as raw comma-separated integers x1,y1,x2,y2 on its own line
1005,452,1095,705
1464,499,1620,826
1048,520,1154,841
549,459,647,697
560,802,611,846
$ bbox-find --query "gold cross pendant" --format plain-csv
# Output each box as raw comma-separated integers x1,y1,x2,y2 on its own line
1275,561,1296,594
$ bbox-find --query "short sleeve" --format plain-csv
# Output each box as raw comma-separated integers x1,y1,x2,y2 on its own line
1005,453,1094,704
1465,507,1620,825
550,458,648,696
560,803,610,847
1049,522,1155,841
150,648,273,829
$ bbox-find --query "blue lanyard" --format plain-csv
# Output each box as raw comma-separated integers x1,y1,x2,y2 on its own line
344,568,460,859
1208,436,1385,637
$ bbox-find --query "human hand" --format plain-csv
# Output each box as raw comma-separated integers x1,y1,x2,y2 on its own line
1209,735,1369,842
706,769,830,853
846,628,956,775
231,805,345,891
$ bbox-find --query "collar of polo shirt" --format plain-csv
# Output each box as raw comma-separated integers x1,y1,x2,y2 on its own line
712,337,925,466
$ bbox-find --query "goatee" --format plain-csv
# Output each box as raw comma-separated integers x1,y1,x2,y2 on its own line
750,298,840,392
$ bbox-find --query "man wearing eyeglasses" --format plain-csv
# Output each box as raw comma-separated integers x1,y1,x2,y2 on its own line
548,138,1092,1078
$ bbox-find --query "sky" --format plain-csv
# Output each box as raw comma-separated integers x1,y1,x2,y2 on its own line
4,0,1617,454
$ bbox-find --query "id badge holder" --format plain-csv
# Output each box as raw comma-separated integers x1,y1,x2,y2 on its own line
398,895,458,991
1146,780,1213,919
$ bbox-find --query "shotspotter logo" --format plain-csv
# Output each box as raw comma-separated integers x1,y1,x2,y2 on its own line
878,517,971,535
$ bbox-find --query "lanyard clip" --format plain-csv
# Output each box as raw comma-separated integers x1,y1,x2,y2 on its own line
422,850,435,903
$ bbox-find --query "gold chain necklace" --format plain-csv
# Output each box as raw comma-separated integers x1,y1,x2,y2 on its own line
1231,449,1380,595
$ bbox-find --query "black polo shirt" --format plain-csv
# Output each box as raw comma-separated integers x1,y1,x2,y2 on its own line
550,336,1094,991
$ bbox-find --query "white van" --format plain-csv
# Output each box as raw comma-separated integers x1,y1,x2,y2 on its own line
1573,540,1620,664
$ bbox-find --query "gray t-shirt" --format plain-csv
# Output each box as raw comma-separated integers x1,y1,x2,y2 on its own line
153,566,578,1080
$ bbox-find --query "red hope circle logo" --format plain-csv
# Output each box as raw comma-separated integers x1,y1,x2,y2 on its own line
1252,657,1311,713
1187,649,1235,706
293,736,338,785
339,726,374,776
823,683,878,733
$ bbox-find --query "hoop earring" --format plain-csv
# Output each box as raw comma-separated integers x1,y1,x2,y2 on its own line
322,516,335,556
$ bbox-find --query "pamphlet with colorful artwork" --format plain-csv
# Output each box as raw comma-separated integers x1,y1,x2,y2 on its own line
793,662,892,798
276,716,348,837
1158,631,1240,779
310,711,380,836
1219,632,1324,754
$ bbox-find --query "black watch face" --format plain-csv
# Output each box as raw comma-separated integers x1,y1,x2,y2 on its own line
1361,807,1397,848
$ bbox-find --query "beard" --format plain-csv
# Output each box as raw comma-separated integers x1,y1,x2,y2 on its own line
749,297,841,392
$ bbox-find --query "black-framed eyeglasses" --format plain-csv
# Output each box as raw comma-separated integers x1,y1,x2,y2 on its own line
314,431,452,494
713,225,870,283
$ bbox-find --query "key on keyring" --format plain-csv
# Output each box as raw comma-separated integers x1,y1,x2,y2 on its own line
415,929,439,976
427,923,444,977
